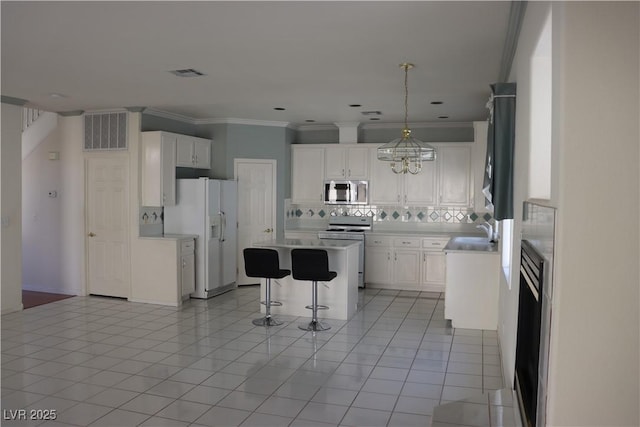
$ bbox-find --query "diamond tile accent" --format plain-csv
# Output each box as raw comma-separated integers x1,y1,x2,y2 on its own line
455,212,466,222
318,210,326,218
392,211,400,220
483,213,493,221
295,209,303,217
380,211,387,219
406,211,412,220
442,212,452,222
429,211,440,221
417,212,425,221
469,212,478,222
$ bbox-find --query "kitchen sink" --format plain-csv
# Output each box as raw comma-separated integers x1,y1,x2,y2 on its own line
445,236,498,252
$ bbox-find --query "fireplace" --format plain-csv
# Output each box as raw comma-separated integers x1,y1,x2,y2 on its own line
514,239,545,427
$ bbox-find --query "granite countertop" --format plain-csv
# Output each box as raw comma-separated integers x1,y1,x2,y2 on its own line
138,234,198,241
254,238,361,250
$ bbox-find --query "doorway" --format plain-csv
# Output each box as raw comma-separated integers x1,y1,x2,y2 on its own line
85,154,130,298
234,159,277,285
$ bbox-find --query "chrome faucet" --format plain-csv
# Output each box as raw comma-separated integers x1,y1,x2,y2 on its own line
476,221,498,243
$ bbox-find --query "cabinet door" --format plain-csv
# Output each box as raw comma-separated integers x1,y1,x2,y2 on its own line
365,247,392,285
175,136,194,167
393,250,421,286
369,148,403,205
346,147,369,179
193,138,211,169
324,147,347,179
439,145,472,207
404,160,437,206
423,252,446,286
181,252,195,296
292,146,325,204
161,134,177,206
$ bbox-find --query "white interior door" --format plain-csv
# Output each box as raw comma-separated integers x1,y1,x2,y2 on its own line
234,159,276,285
86,155,130,298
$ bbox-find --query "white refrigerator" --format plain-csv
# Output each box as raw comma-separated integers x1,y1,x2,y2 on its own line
164,178,238,299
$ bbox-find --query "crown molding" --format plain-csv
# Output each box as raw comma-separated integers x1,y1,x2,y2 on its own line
297,121,473,132
194,117,292,128
361,121,473,130
143,108,197,124
1,95,28,106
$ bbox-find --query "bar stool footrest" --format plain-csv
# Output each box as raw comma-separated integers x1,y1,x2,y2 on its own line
305,304,329,311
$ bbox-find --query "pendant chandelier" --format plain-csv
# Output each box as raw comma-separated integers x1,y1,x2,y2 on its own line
377,63,436,174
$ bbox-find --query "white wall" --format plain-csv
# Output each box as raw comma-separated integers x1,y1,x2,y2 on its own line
547,3,639,425
1,103,23,313
498,1,551,390
22,126,64,292
500,3,639,425
59,116,86,295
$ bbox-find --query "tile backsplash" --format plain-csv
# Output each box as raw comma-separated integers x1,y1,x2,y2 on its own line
286,202,493,226
139,206,163,236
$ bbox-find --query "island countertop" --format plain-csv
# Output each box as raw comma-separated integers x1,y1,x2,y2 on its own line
251,238,360,321
254,238,361,250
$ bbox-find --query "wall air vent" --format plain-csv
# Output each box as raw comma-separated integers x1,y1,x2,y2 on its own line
84,112,128,151
361,110,382,116
169,68,206,77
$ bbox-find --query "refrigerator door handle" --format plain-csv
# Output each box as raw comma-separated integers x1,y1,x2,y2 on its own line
219,211,226,242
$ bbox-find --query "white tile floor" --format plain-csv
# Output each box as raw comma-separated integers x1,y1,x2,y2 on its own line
1,287,505,427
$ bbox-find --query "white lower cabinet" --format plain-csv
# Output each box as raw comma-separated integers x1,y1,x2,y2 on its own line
365,234,448,291
180,239,195,297
131,236,195,306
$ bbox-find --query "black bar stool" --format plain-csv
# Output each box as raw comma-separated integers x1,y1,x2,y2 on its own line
291,249,337,332
243,248,290,327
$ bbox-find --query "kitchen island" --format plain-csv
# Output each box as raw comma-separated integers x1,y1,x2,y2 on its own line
253,238,360,320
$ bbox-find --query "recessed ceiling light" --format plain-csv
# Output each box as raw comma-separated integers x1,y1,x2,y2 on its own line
349,104,362,107
430,101,443,105
361,111,382,116
274,107,286,111
48,93,67,99
438,115,449,119
369,117,380,121
305,119,316,123
169,68,206,77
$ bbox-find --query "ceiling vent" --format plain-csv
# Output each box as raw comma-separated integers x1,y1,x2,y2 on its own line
169,68,206,77
361,110,382,117
84,112,128,151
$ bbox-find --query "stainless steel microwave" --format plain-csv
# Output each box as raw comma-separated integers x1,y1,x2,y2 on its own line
323,180,368,205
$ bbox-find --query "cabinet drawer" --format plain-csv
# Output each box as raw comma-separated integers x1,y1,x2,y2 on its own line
366,235,393,247
180,239,195,254
393,237,421,248
422,238,449,250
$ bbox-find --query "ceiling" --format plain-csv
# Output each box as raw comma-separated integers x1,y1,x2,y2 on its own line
1,1,513,127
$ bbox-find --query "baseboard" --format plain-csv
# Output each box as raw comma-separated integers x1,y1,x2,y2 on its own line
128,297,179,307
2,303,24,315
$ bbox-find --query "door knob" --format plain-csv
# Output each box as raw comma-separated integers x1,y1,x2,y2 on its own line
263,228,273,233
88,232,96,237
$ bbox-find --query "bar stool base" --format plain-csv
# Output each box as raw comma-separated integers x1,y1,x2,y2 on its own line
299,320,331,332
252,316,283,327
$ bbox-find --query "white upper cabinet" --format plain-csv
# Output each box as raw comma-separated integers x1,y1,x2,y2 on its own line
325,146,369,180
438,145,472,207
141,131,177,206
176,135,211,169
368,147,403,204
369,147,437,206
292,146,325,204
404,159,437,206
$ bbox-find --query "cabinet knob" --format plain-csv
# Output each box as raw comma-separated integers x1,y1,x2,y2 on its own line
88,232,96,237
263,228,273,233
